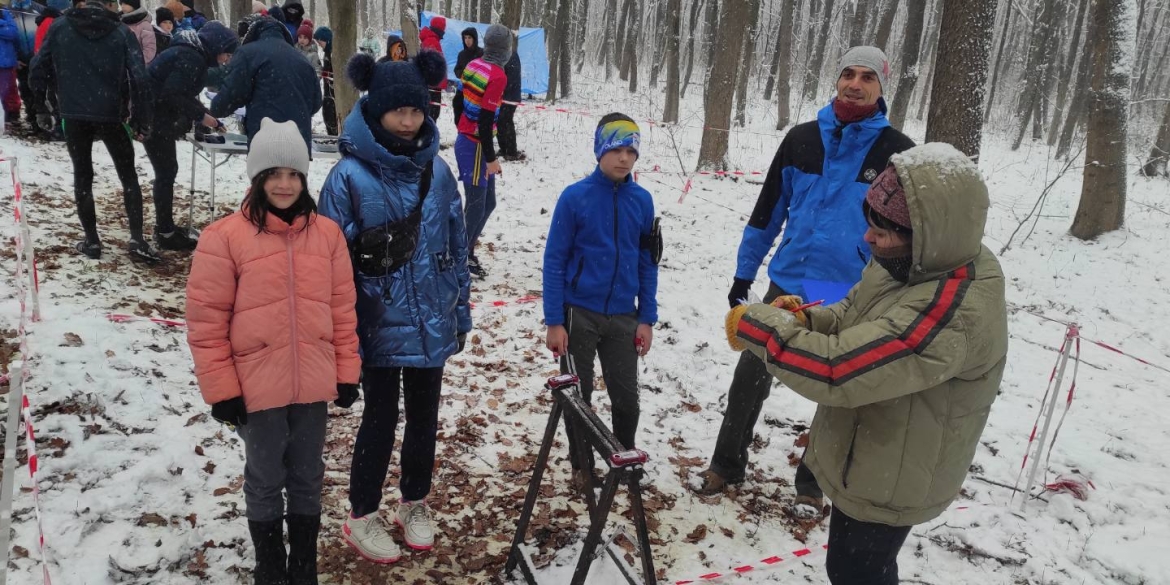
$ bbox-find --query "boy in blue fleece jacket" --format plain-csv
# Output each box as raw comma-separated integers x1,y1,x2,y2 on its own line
542,112,659,489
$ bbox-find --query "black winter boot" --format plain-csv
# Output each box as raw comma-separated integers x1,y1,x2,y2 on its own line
286,514,321,585
248,519,289,585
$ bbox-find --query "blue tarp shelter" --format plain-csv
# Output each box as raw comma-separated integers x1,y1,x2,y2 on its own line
393,12,549,95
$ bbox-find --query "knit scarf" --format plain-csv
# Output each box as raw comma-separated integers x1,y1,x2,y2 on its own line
833,98,879,124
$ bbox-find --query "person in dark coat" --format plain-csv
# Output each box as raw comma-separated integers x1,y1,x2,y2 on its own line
313,25,335,135
377,32,405,63
145,23,238,251
210,16,320,150
498,32,523,160
177,0,205,30
451,26,479,126
29,0,158,262
153,6,174,53
280,1,303,40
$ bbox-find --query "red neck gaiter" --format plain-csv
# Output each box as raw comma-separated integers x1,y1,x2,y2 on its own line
833,99,880,124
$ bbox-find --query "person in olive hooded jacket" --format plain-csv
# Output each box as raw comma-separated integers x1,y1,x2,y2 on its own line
726,142,1008,585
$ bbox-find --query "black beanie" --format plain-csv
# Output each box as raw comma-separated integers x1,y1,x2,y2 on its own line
121,0,141,8
155,7,175,25
348,50,448,119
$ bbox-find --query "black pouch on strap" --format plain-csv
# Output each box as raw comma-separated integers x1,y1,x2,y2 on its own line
352,162,433,277
640,216,663,266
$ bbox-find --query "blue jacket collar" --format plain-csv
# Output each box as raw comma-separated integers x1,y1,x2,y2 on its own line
339,97,439,180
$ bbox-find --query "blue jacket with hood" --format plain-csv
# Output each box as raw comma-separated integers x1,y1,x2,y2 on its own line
543,167,658,327
317,100,472,369
735,99,915,298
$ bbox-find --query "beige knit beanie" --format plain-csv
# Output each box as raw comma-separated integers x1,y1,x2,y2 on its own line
247,118,310,180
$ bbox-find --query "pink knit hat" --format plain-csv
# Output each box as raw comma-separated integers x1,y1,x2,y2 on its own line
865,165,912,232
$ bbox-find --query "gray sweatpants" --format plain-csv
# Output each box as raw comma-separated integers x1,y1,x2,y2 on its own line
560,305,640,470
236,402,328,522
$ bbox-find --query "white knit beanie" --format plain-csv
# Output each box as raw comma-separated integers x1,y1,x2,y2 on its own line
839,46,890,93
247,118,310,180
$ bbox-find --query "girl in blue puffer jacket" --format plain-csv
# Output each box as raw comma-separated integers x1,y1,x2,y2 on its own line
317,49,471,565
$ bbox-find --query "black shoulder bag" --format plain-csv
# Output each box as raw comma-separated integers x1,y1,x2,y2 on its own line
352,162,434,277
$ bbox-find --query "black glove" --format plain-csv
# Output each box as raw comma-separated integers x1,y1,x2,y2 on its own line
455,332,467,354
335,383,360,408
210,397,248,427
728,278,753,309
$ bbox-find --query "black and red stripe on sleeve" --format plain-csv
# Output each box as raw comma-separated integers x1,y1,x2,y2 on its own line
738,264,974,386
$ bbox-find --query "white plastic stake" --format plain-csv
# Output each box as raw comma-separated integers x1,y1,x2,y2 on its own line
0,365,25,585
1018,325,1076,515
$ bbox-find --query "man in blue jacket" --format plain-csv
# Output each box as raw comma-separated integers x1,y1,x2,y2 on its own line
694,47,915,502
544,113,659,491
210,15,319,150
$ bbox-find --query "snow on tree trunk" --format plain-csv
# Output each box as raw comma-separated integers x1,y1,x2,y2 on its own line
680,0,702,97
735,0,760,126
329,1,360,135
399,0,420,56
850,0,873,46
886,0,927,129
924,0,994,161
664,0,682,123
802,0,836,102
1142,101,1170,177
1071,0,1135,240
698,0,751,170
502,0,522,29
547,0,573,101
480,0,492,23
1011,0,1062,150
874,0,899,51
775,0,796,129
1048,0,1091,145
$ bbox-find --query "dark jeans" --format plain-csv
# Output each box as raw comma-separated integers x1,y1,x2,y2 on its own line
497,103,518,156
463,176,496,253
826,506,912,585
428,89,442,123
348,366,444,517
143,133,179,233
16,63,35,124
62,119,144,243
237,402,328,522
322,78,337,136
560,305,640,470
710,281,822,498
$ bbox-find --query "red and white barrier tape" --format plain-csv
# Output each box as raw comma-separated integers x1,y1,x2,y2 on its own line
673,544,828,584
21,395,52,585
1,155,51,582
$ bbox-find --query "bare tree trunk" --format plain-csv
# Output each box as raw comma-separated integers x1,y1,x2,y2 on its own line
627,0,642,91
1055,24,1095,159
700,0,719,102
886,0,927,128
1071,0,1132,239
915,0,940,121
547,0,572,101
230,0,251,25
735,0,760,126
776,0,796,129
664,0,683,122
1142,101,1170,177
763,26,782,100
982,0,1013,123
924,0,994,160
617,0,635,80
850,0,872,46
650,0,668,85
874,0,899,51
1011,0,1061,150
698,0,751,169
598,0,618,72
480,0,492,23
680,0,702,97
574,0,589,71
1048,0,1090,144
502,0,522,28
802,0,836,102
329,1,359,135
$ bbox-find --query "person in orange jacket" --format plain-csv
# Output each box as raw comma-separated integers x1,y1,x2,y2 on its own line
185,117,360,585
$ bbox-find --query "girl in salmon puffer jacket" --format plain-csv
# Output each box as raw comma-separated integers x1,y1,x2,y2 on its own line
185,117,361,585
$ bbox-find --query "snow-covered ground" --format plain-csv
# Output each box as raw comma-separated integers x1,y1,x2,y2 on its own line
3,72,1170,585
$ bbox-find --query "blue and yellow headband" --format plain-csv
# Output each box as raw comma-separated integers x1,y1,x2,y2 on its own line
594,119,641,161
